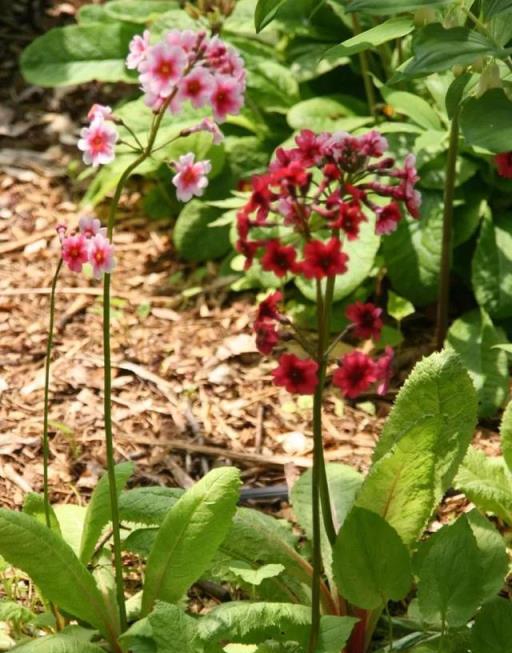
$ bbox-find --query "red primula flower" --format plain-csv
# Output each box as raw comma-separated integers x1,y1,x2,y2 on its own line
333,202,366,240
272,353,319,395
300,238,348,279
375,346,394,395
254,320,279,355
332,351,378,399
261,239,298,277
236,238,263,269
246,175,276,223
375,202,402,235
346,301,383,340
295,129,328,166
495,152,512,179
256,290,283,322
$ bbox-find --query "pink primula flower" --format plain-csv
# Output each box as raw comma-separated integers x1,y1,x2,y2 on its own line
88,233,115,279
139,42,187,98
79,216,106,239
210,75,245,122
184,118,224,145
178,68,215,108
172,153,212,202
126,30,150,70
87,104,113,122
78,118,118,167
62,234,89,273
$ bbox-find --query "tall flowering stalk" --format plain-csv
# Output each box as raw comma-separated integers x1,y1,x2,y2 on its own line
54,28,246,632
237,129,419,650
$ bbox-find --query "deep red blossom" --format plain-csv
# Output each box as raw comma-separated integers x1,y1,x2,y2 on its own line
246,175,275,223
272,160,311,189
256,291,283,322
236,238,263,269
496,152,512,178
300,238,348,279
272,354,319,394
332,351,378,399
236,211,250,240
261,240,298,277
345,301,383,340
375,202,402,235
254,321,279,355
295,129,328,166
322,162,341,182
375,346,394,396
332,202,366,240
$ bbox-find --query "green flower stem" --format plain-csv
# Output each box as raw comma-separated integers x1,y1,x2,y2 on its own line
351,13,378,120
435,112,459,350
42,258,63,528
104,101,171,633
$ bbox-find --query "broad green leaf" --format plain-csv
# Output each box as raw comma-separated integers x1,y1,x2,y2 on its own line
23,494,61,533
483,0,512,18
228,562,285,587
53,505,87,557
455,447,512,524
20,23,139,87
381,88,442,131
404,25,500,78
466,509,508,601
419,155,478,190
149,602,198,653
446,309,508,418
104,0,176,23
416,516,484,628
387,291,415,322
453,187,485,246
248,61,299,113
446,73,472,119
332,507,412,609
346,0,451,14
77,5,114,23
80,462,134,564
324,17,414,59
174,201,231,261
142,467,241,614
11,633,105,653
254,0,288,31
119,486,183,525
382,191,442,306
0,510,115,642
501,399,512,472
471,597,512,653
317,616,359,653
461,89,512,153
287,95,368,132
472,211,512,318
296,216,379,302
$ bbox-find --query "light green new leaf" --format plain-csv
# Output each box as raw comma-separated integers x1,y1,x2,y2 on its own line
404,25,500,78
20,23,139,87
104,0,176,23
254,0,288,31
416,516,484,628
23,494,61,533
381,88,442,131
332,507,412,609
142,467,241,614
324,17,414,59
287,95,368,132
472,211,512,317
11,633,105,653
387,291,415,322
80,462,134,564
228,562,285,587
466,509,508,601
0,511,114,642
53,504,87,557
500,399,512,471
483,0,512,18
455,446,512,524
461,89,512,153
471,597,512,653
446,309,508,418
346,0,451,14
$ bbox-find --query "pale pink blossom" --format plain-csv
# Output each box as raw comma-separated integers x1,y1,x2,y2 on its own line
166,29,203,53
184,118,224,145
78,118,118,167
360,130,388,158
126,30,150,70
210,75,244,122
172,153,212,201
62,234,89,273
88,233,115,279
79,216,106,239
87,104,113,122
139,42,187,98
56,224,67,243
177,68,215,108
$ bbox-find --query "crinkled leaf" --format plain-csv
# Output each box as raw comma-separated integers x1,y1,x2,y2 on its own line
11,633,105,653
148,602,198,653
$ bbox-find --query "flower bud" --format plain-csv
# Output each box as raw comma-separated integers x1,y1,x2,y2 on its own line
452,64,466,78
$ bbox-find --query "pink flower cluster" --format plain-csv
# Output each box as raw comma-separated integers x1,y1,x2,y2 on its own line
78,106,118,168
60,217,115,279
238,128,420,399
126,29,246,123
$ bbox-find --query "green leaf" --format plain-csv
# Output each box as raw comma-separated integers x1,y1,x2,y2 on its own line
415,516,484,628
11,633,106,653
174,200,231,262
446,309,508,418
345,0,451,14
287,95,369,132
455,446,512,524
445,73,472,119
461,89,512,153
324,17,414,59
382,191,442,306
119,486,183,525
80,462,134,564
332,507,412,609
254,0,288,31
228,562,285,587
500,399,512,471
404,25,500,78
472,211,512,318
471,597,512,653
20,23,139,87
381,88,442,131
483,0,512,18
0,510,115,642
104,0,177,23
148,602,198,653
248,61,299,113
296,216,380,302
77,5,114,23
316,616,359,653
466,509,508,601
23,494,61,533
142,467,241,614
387,291,415,322
53,505,87,557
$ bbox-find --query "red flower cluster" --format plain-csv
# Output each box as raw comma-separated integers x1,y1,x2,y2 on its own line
495,152,512,179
